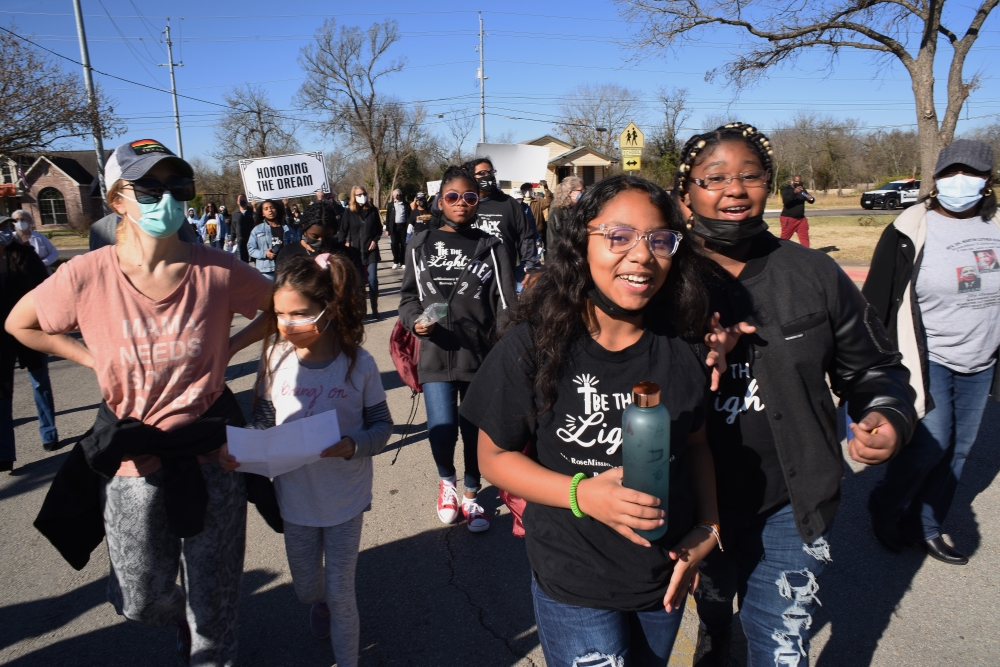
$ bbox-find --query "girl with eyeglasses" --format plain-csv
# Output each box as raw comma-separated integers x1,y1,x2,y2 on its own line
6,139,277,665
462,174,721,665
672,123,916,666
399,166,517,533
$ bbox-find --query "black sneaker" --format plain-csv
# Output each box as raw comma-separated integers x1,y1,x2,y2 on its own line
43,439,64,452
0,461,12,473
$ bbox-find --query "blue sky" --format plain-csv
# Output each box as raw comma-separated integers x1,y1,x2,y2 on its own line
5,0,999,165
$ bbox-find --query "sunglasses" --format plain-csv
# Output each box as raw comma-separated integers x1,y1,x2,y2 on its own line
127,176,197,204
441,191,480,206
589,224,683,259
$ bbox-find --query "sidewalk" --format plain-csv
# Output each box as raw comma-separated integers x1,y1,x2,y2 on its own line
837,259,870,284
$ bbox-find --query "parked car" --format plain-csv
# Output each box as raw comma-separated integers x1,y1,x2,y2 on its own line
860,179,921,210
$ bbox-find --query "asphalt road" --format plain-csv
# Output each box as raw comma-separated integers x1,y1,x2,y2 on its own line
3,238,999,666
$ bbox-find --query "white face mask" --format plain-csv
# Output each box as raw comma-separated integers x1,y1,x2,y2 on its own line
936,174,988,213
14,221,30,231
355,195,367,205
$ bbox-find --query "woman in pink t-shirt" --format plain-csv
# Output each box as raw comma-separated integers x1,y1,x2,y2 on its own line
7,139,273,666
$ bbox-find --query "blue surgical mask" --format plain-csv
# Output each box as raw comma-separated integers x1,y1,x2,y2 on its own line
0,229,13,246
122,191,186,238
935,174,987,213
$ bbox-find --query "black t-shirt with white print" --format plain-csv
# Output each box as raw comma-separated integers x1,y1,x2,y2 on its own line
426,228,482,290
461,322,707,611
705,272,789,516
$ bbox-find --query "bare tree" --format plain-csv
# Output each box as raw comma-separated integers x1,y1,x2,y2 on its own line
556,83,642,156
297,18,425,208
618,0,998,193
211,84,299,164
0,26,125,154
442,108,477,164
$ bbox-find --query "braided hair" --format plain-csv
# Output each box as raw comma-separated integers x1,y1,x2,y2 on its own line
673,122,775,199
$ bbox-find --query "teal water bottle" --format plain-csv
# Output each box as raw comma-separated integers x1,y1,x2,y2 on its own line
622,382,671,541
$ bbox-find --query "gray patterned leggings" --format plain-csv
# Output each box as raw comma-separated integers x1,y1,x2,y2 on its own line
283,512,364,667
102,463,247,667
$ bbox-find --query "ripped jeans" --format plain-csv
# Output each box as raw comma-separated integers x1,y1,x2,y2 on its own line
694,503,831,667
532,577,684,667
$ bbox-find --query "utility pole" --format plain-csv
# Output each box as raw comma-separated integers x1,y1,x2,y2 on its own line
477,12,486,144
72,0,107,202
160,19,184,158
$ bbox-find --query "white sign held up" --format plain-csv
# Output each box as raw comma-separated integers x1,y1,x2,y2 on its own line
239,151,330,201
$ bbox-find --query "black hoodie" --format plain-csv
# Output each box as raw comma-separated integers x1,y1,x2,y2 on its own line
399,226,518,383
432,189,540,274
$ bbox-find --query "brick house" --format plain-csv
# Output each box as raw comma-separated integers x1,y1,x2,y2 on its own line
0,150,110,229
523,136,616,186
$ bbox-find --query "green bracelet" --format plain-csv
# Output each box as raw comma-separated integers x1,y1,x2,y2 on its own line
569,472,587,518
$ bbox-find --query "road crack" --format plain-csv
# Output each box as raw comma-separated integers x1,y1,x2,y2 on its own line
443,527,538,667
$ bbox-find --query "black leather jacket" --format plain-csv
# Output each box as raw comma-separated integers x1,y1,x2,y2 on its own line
701,232,916,542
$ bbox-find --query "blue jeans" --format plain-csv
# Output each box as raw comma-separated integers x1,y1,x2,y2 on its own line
0,357,56,460
30,364,57,445
695,503,831,667
532,577,684,667
423,381,480,492
365,262,378,297
872,359,993,541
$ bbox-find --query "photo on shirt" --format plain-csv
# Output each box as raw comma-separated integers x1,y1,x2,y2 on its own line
957,265,982,293
974,249,1000,273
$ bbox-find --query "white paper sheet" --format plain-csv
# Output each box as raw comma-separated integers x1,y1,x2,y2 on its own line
226,410,341,478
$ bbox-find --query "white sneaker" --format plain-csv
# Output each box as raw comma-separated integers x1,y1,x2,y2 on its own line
437,481,460,524
462,497,490,532
392,263,400,269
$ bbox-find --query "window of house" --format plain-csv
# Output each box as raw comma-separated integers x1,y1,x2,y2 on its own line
1,162,11,184
38,187,68,225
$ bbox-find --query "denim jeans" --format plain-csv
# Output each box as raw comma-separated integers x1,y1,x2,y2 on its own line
695,503,831,667
0,354,57,460
365,263,378,301
872,359,993,541
29,364,57,445
532,577,684,667
422,381,480,492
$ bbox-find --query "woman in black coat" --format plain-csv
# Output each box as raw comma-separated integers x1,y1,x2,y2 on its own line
339,185,384,319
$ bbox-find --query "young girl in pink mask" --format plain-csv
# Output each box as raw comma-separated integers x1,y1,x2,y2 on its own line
222,252,392,667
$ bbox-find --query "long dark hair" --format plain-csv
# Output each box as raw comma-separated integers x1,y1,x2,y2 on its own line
255,199,285,226
252,252,366,411
507,174,714,413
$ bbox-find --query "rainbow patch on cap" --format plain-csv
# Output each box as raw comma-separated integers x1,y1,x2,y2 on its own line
130,139,170,155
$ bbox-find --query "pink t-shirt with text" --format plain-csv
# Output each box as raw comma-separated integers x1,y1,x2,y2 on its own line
35,244,271,476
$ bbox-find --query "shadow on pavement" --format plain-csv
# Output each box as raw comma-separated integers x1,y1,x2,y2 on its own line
0,450,68,502
3,516,538,667
811,400,1000,666
13,403,100,429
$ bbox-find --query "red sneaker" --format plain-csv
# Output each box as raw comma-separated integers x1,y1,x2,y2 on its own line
437,481,460,524
462,498,491,533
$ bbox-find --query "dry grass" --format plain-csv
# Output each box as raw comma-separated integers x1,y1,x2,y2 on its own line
766,191,862,210
779,214,895,262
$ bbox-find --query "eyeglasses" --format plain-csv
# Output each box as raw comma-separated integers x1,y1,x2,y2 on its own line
126,177,197,204
589,224,682,259
441,191,480,206
691,171,769,191
473,169,496,178
277,311,324,327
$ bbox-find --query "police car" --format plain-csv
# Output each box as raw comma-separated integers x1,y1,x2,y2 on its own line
860,180,921,210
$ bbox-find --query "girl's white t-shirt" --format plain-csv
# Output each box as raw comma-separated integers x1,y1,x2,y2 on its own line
263,342,387,527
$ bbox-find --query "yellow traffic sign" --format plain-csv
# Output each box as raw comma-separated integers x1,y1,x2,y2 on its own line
622,156,641,171
620,122,644,150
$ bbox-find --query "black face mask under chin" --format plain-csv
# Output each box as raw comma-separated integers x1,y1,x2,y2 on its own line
587,284,665,319
690,212,768,248
442,214,475,231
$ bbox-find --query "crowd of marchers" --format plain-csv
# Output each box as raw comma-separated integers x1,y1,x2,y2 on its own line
0,128,996,667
